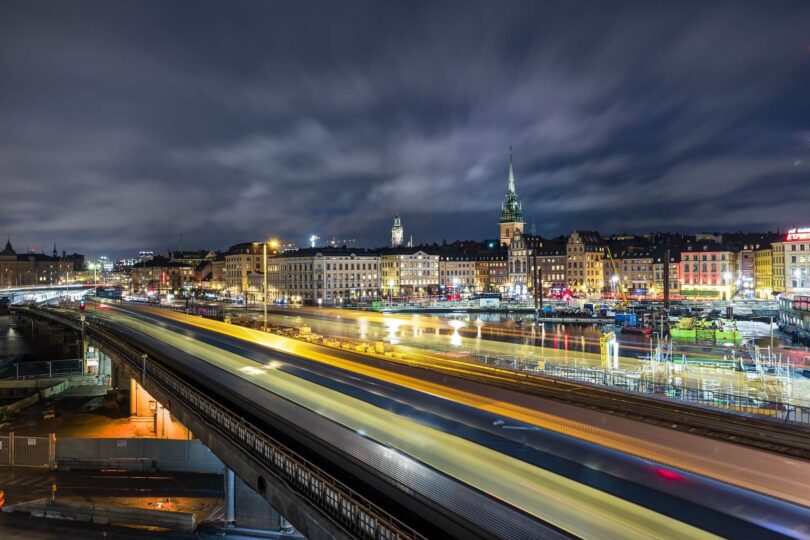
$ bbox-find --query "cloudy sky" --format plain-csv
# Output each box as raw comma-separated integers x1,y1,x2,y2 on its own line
2,1,809,257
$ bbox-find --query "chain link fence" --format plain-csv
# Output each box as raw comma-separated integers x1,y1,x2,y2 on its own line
0,433,54,467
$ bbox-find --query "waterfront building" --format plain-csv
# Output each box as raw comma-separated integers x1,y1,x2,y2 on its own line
474,250,509,293
0,239,84,287
652,250,681,298
269,248,381,305
508,233,567,298
772,241,786,294
380,249,439,297
782,227,810,293
499,150,524,247
679,243,737,299
754,247,774,298
614,248,655,297
566,231,606,296
438,253,476,294
224,242,264,294
131,256,194,295
210,254,226,291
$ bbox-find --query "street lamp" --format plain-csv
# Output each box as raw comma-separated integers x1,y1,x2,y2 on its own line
253,239,279,332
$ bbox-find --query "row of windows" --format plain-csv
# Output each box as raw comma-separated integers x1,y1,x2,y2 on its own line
683,253,731,261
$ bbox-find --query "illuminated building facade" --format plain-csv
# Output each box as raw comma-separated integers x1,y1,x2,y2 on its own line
754,247,773,298
438,254,476,293
566,231,605,296
0,239,84,287
269,248,380,305
381,250,439,297
474,252,508,293
679,243,737,299
224,242,264,294
131,257,194,295
783,227,810,293
508,233,567,298
772,241,786,294
615,249,655,296
652,251,680,298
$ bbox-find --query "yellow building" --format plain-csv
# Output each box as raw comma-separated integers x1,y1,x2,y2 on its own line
381,250,439,297
566,231,605,296
772,242,786,294
754,248,773,298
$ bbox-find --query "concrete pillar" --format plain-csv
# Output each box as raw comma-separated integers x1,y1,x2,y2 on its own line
233,474,282,530
225,468,235,525
129,378,137,416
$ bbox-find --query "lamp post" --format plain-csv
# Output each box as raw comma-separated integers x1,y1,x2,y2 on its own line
253,239,280,332
262,242,267,330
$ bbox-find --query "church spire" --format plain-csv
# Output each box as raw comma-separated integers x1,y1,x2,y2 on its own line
507,146,516,193
53,242,57,258
499,148,525,246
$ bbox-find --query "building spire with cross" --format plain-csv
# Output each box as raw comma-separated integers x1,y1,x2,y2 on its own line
499,147,525,246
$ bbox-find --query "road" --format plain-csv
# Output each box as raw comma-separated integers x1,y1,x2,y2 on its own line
77,302,810,538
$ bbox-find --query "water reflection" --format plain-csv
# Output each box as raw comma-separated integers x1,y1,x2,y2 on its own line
0,315,33,358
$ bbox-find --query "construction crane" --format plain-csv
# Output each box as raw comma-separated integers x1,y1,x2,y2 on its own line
606,246,628,307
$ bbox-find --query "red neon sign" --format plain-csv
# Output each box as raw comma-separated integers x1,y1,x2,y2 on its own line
786,228,810,242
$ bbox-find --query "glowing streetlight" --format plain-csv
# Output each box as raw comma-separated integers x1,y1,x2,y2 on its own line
253,239,279,331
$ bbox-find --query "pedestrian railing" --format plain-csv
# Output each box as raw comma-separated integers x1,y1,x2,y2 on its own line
394,339,810,425
0,359,83,381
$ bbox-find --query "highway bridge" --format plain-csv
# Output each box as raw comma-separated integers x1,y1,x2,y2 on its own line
12,302,810,539
0,284,92,305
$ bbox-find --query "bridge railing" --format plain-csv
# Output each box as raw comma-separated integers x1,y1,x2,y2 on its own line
86,319,426,540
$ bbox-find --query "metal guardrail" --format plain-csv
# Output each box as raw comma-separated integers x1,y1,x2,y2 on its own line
0,359,83,380
87,320,426,540
537,364,810,425
394,339,810,425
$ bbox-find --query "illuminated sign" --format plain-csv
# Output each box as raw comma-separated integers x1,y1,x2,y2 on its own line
786,228,810,242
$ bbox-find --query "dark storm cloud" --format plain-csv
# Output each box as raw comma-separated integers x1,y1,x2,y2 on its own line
2,0,809,257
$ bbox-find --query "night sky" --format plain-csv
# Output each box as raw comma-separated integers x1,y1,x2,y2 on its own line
2,1,810,258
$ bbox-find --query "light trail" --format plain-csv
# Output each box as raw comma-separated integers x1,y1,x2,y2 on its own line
88,303,716,540
96,303,810,509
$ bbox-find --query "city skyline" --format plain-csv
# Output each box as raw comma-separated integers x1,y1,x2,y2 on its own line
3,2,810,257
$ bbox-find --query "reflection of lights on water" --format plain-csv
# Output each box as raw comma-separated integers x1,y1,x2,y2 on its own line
384,318,402,345
357,316,368,340
448,320,465,346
